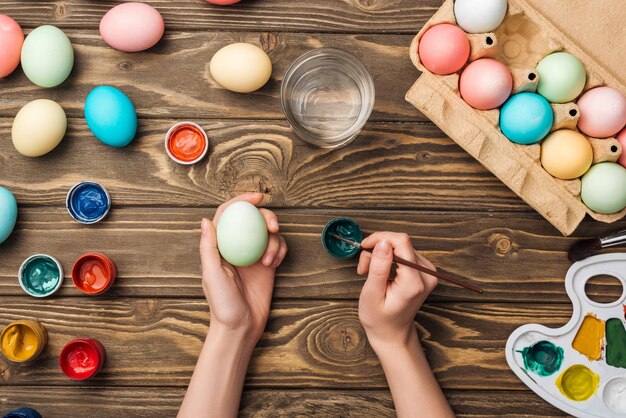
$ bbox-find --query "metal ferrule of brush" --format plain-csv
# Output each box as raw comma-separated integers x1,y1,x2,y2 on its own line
600,230,626,247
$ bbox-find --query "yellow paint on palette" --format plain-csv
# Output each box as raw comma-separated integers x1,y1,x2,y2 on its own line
556,364,600,401
572,314,605,361
0,320,47,362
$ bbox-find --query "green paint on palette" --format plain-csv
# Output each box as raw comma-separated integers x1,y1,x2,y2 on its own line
606,318,626,369
19,255,62,297
321,218,363,259
519,340,564,377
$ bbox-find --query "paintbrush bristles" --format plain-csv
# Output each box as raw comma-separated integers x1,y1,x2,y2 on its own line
568,238,602,263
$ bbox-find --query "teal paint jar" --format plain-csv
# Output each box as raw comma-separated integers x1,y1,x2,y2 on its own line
18,254,64,297
322,218,363,259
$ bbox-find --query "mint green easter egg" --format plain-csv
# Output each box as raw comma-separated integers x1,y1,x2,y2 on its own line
537,52,586,103
21,25,74,88
217,201,269,267
0,186,18,245
581,163,626,214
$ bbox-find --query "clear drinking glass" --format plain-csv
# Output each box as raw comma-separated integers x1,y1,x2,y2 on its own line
281,48,375,148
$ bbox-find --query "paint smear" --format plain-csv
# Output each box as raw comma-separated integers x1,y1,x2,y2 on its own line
606,318,626,369
0,323,38,362
603,376,626,413
555,364,599,401
519,340,564,376
572,314,605,361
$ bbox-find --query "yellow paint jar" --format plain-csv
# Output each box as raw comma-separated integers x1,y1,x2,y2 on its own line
0,320,48,363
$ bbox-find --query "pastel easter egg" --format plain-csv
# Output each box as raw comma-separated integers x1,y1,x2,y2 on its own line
207,0,241,4
0,15,24,78
85,86,137,147
500,92,553,144
210,43,272,93
418,24,469,75
581,162,626,214
541,130,593,180
12,99,67,157
537,52,586,103
460,58,512,110
100,3,165,52
0,186,18,245
618,128,626,168
454,0,508,33
577,87,626,138
21,25,73,88
217,201,269,267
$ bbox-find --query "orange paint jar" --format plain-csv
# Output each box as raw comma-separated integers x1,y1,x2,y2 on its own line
71,252,117,295
165,121,209,165
0,320,48,363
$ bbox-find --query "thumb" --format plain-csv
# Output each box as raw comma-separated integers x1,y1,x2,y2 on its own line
364,240,393,299
200,218,223,277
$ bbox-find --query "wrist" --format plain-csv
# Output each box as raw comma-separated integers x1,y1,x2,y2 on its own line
206,324,258,356
367,326,420,358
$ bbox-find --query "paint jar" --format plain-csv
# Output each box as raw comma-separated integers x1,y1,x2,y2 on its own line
0,320,48,363
71,252,117,295
2,407,43,418
321,217,363,259
59,337,106,380
66,181,111,224
18,254,63,298
281,48,375,148
165,121,209,165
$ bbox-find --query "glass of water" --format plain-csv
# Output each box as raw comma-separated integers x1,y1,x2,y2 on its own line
281,48,375,148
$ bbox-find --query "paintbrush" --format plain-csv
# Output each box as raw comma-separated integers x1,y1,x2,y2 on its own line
330,233,484,294
568,229,626,263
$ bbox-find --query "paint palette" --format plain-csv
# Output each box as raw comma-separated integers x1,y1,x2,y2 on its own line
506,253,626,417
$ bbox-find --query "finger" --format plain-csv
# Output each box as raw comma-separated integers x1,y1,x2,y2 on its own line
212,192,264,225
262,234,281,267
361,232,417,263
259,208,280,233
272,235,288,268
362,240,393,301
357,251,372,275
199,218,223,278
415,251,438,292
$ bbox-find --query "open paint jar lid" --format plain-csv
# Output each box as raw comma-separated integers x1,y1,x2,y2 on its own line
66,181,111,224
18,254,64,297
0,320,48,363
59,337,106,380
322,217,363,259
165,121,209,165
71,252,117,295
2,408,43,418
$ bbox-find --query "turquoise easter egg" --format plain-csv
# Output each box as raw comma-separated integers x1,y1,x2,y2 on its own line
21,25,74,88
537,52,586,103
217,201,269,267
84,86,137,147
500,92,554,144
581,163,626,214
0,186,18,244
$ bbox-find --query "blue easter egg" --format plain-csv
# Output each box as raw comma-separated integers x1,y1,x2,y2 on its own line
0,186,18,244
84,86,137,147
499,92,554,144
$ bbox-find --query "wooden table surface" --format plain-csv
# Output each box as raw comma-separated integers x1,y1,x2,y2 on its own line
1,1,624,417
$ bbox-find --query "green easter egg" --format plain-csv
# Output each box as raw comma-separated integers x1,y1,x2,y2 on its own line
537,52,586,103
581,163,626,214
217,201,269,267
21,25,74,88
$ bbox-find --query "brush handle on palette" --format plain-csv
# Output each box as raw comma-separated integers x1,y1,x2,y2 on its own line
600,230,626,247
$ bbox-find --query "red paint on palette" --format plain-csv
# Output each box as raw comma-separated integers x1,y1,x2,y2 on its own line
71,253,117,295
59,338,106,380
165,122,208,164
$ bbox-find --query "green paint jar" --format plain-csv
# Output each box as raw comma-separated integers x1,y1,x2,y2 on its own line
322,217,363,259
18,254,64,297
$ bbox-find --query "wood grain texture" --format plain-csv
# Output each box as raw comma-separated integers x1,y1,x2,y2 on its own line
0,0,443,33
0,119,528,210
0,388,566,418
1,208,624,302
0,297,573,389
0,31,424,122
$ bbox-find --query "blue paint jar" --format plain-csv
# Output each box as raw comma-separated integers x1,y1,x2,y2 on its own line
2,407,43,418
499,92,553,145
66,181,111,224
322,217,363,259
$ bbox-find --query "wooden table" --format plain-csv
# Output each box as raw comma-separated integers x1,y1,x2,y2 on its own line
1,1,624,417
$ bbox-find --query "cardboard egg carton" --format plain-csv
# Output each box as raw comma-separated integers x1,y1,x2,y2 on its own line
406,0,626,235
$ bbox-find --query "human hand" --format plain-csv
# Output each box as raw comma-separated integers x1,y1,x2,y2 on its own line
199,193,288,344
357,232,438,351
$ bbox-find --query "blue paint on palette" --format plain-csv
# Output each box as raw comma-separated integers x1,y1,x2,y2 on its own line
66,181,111,224
3,407,43,418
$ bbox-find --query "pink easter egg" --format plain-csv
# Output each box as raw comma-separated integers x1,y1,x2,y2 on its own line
618,128,626,168
0,15,24,78
418,24,470,75
207,0,241,4
577,86,626,138
100,3,165,53
460,58,512,110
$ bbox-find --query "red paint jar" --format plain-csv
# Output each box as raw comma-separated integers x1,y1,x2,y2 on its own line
59,338,106,380
71,252,117,295
165,121,209,165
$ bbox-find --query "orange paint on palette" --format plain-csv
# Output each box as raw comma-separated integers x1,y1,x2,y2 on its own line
165,122,208,164
572,314,605,361
71,253,117,295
